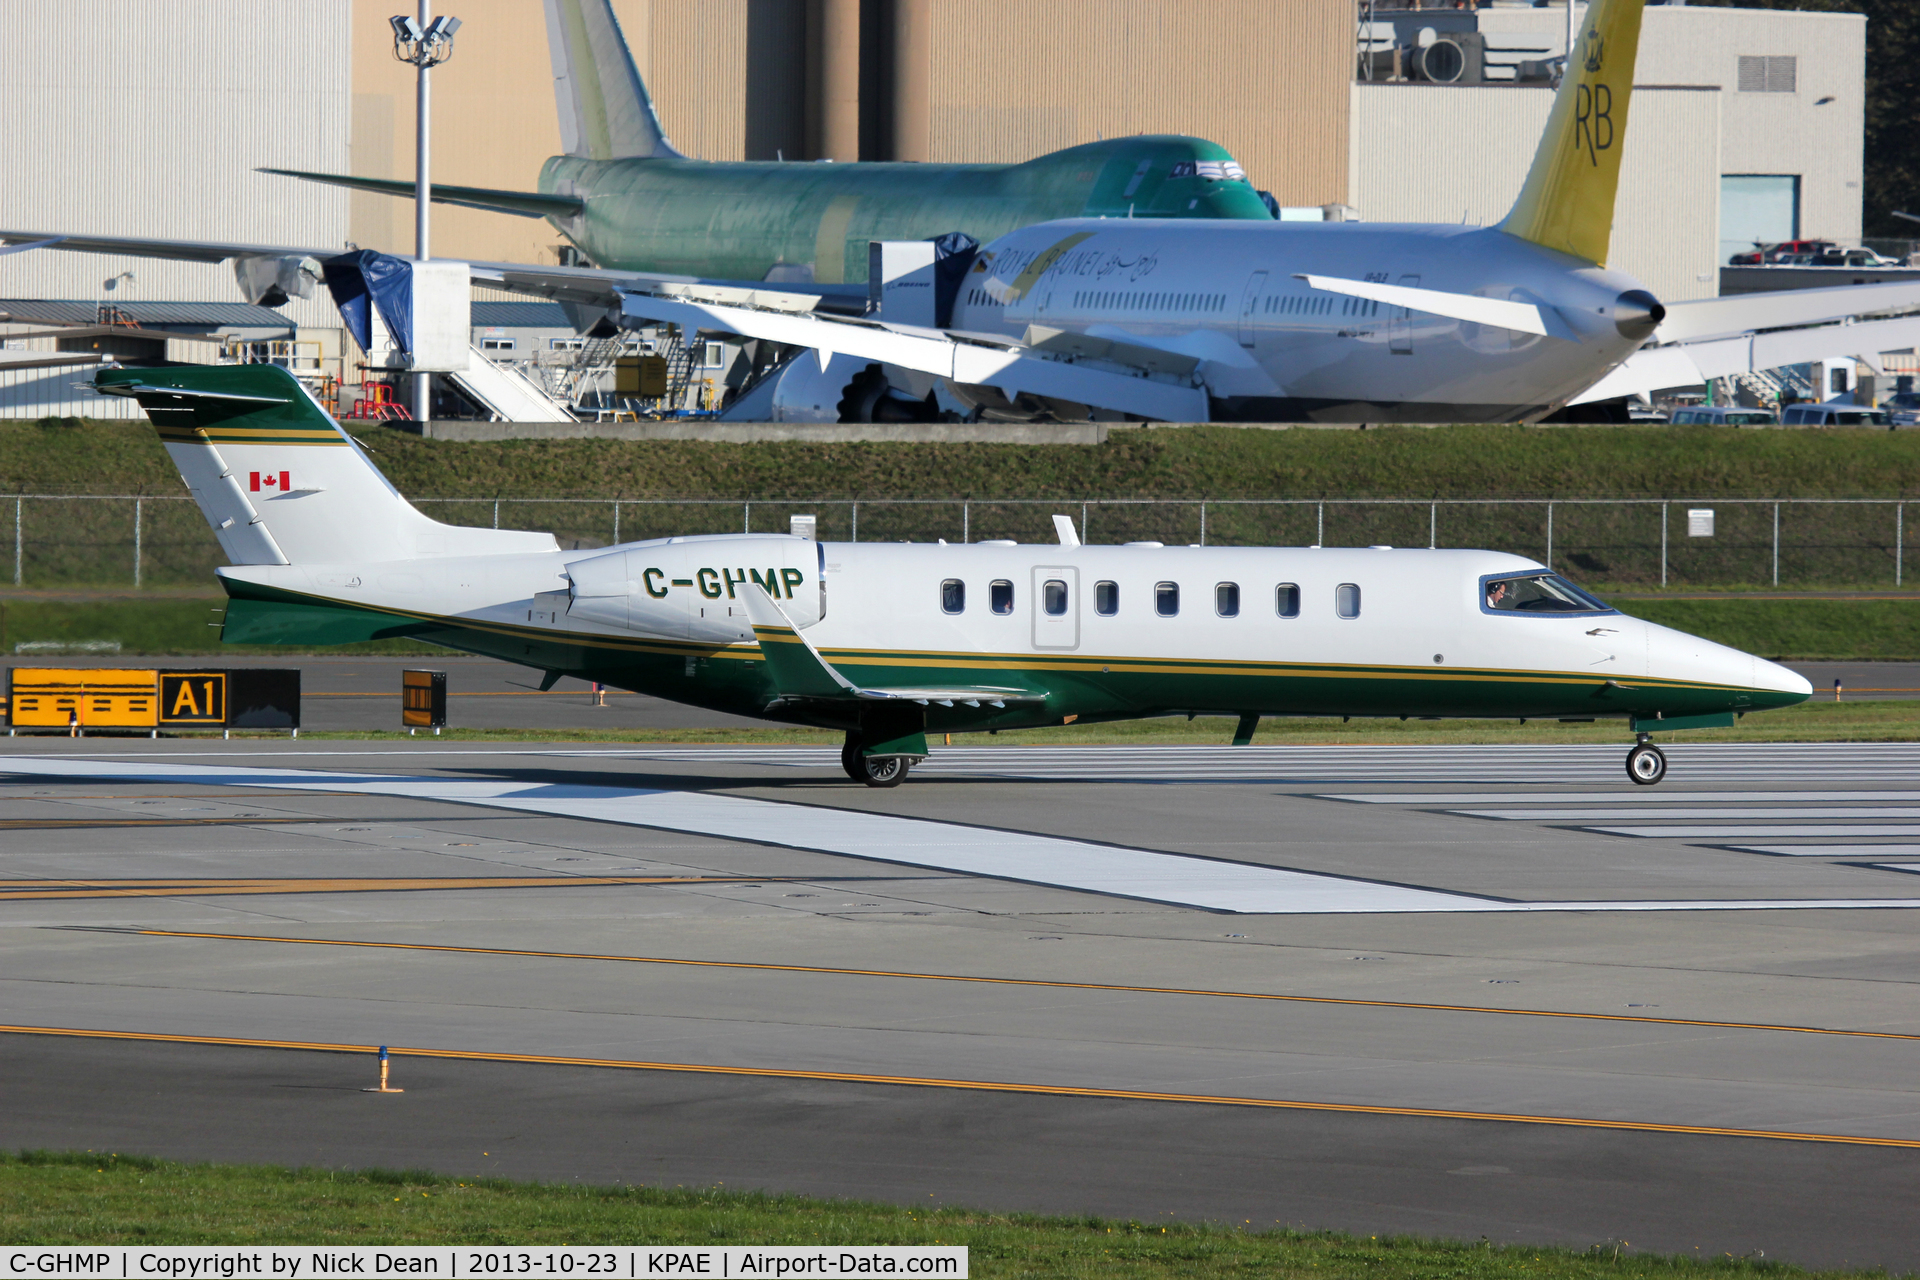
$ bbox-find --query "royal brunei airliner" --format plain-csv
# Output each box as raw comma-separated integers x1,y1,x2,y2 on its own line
95,360,1808,787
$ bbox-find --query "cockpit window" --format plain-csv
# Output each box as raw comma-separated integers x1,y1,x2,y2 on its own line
1482,573,1613,614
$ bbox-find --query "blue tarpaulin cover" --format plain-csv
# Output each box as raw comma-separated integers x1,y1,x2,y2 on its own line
322,251,416,359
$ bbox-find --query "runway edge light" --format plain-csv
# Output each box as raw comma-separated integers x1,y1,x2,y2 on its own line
363,1045,404,1094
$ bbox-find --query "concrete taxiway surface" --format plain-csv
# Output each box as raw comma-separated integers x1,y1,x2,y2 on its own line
2,740,1919,1269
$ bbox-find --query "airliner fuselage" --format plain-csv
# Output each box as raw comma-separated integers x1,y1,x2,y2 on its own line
946,220,1662,423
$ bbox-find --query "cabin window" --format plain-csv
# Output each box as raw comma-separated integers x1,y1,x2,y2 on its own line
1215,582,1240,617
1095,580,1119,615
1275,583,1300,618
1481,572,1613,614
1043,579,1069,616
1336,583,1361,619
990,579,1014,614
1156,582,1180,617
940,579,965,614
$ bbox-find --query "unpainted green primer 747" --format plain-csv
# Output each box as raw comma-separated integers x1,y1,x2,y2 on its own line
271,0,1276,285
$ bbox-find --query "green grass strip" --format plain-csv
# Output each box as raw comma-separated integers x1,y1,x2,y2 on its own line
0,1150,1871,1276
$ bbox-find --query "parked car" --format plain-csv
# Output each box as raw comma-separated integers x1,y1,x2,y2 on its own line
1811,247,1901,267
1667,406,1778,425
1881,391,1920,426
1780,402,1890,426
1728,239,1839,266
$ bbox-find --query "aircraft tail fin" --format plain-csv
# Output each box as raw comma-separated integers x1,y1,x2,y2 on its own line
93,364,556,566
543,0,684,161
1498,0,1647,266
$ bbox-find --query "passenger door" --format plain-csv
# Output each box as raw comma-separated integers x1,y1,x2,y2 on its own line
1030,566,1080,650
1390,273,1420,354
1238,271,1269,348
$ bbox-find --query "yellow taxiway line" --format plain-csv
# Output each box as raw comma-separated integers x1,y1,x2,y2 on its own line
0,878,786,901
123,928,1920,1043
3,1021,1915,1150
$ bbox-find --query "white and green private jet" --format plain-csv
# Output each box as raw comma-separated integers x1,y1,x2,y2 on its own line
96,360,1808,787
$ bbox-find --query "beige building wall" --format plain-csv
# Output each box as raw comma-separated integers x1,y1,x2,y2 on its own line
918,0,1349,207
1348,83,1722,304
347,0,768,265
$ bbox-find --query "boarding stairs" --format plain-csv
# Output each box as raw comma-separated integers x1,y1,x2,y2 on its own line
449,343,575,422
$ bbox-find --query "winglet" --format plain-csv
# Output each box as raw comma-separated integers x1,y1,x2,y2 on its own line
741,584,855,698
1052,514,1080,547
1498,0,1647,266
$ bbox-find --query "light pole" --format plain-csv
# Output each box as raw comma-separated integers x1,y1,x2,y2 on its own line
391,8,461,424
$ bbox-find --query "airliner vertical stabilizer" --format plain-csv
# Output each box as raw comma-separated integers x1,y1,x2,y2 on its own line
1499,0,1646,266
544,0,684,160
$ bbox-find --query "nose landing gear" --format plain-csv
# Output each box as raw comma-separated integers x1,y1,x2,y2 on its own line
1626,734,1667,786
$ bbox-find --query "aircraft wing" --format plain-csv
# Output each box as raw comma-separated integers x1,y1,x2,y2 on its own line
0,227,871,315
740,585,1046,709
1570,279,1920,405
617,285,1212,421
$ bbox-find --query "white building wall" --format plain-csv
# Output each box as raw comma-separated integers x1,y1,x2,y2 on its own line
1348,83,1721,304
0,0,352,336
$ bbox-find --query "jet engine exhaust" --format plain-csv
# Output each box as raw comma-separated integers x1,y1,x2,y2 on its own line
1612,289,1666,340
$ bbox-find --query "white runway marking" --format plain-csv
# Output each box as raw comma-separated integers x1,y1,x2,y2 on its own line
1329,791,1920,805
1728,845,1920,858
1456,807,1920,821
4,755,1920,916
1583,824,1920,839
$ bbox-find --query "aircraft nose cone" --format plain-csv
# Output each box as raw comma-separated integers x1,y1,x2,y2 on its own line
1755,657,1814,699
1613,289,1666,341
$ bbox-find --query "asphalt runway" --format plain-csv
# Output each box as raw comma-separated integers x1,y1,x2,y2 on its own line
2,740,1919,1269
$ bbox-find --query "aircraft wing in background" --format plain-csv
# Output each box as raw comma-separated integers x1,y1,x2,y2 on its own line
0,228,867,314
1572,279,1920,405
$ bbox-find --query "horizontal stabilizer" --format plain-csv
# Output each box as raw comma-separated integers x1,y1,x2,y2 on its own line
1295,274,1558,338
259,170,585,220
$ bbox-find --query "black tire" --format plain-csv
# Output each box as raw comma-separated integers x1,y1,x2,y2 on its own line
1626,742,1667,786
840,737,864,782
858,754,910,788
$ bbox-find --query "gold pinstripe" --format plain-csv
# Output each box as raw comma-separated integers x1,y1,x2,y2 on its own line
242,586,1750,697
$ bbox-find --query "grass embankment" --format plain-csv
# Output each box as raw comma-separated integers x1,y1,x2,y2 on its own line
0,1151,1855,1280
6,595,1920,662
13,418,1920,500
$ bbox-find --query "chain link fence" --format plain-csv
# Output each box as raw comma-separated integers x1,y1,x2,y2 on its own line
5,493,1916,591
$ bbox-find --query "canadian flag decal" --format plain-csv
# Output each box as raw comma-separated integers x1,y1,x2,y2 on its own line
250,471,290,493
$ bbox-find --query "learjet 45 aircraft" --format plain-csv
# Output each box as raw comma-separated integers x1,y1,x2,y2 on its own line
96,360,1809,786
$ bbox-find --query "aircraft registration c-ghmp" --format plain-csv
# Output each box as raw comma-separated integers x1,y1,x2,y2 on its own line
97,361,1809,787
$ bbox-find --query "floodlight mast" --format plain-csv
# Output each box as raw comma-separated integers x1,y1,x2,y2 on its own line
391,6,460,424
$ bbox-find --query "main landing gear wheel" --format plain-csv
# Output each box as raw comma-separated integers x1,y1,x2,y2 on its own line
841,738,910,787
856,754,909,788
1626,739,1667,786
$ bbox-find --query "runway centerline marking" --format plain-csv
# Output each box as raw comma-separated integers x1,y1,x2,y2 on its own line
114,927,1920,1043
4,1023,1916,1150
7,755,1920,914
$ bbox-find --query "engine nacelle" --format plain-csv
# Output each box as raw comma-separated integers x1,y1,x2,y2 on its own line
564,534,822,643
